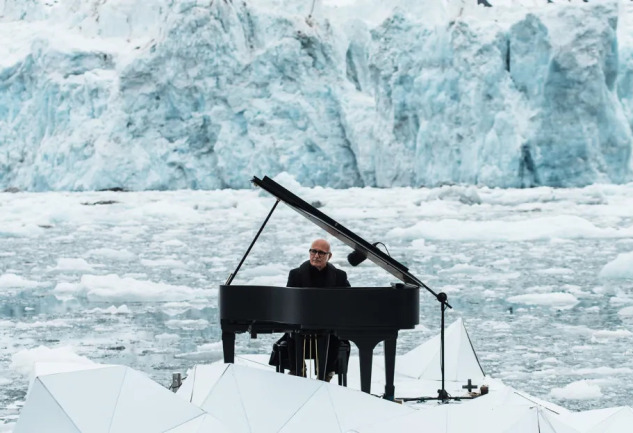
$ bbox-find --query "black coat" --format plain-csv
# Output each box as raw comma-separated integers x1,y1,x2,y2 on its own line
286,260,350,288
269,261,351,376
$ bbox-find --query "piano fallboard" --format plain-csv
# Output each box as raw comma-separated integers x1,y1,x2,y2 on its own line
219,284,420,331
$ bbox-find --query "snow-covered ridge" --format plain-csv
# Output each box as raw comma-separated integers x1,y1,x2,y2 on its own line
0,0,632,190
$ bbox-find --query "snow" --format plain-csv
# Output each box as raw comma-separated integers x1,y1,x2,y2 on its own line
0,0,632,190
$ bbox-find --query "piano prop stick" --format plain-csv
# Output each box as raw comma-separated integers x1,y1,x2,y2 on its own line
219,176,452,401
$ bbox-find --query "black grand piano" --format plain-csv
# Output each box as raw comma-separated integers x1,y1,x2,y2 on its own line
220,176,445,400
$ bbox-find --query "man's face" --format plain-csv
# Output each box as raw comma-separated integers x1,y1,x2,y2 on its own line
309,239,331,271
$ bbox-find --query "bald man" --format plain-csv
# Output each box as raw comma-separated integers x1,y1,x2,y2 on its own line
287,239,350,288
272,239,350,381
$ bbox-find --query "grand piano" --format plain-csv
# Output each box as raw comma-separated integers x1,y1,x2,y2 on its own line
220,176,442,400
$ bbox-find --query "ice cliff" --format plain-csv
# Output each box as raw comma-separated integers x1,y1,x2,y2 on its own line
0,0,632,190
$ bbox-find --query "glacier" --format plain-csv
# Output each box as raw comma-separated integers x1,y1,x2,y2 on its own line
0,0,632,191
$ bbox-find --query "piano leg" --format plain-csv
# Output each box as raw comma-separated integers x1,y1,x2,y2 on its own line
349,336,382,395
357,343,375,394
222,331,235,363
383,336,397,401
316,335,328,381
345,332,398,398
293,333,305,377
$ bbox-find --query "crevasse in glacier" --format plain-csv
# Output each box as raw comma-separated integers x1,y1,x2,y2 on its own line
0,0,631,190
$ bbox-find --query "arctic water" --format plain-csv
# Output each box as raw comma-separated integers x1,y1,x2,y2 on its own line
2,179,633,427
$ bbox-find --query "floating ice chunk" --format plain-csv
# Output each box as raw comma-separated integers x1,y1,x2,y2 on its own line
52,281,81,300
175,341,223,361
87,305,131,315
15,319,74,330
599,251,633,280
239,263,289,286
79,274,211,302
591,329,633,341
439,264,485,275
549,380,603,400
618,306,633,318
436,284,464,294
162,239,186,247
86,248,137,261
243,275,288,286
155,333,180,343
165,319,210,330
239,263,288,278
272,172,304,192
140,258,187,268
389,216,633,241
536,267,574,275
471,272,521,282
507,292,579,309
609,295,633,306
536,357,561,365
428,185,482,205
0,222,45,237
572,366,633,376
10,346,95,378
48,258,96,272
410,238,437,252
0,273,44,289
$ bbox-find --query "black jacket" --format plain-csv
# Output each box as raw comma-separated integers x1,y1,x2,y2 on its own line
286,260,350,288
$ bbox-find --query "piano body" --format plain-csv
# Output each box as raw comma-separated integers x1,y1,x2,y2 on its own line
220,176,438,400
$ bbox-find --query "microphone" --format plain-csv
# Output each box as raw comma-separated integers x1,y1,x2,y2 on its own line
347,242,380,266
347,249,367,266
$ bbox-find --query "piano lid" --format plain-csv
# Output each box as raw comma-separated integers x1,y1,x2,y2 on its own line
252,176,428,288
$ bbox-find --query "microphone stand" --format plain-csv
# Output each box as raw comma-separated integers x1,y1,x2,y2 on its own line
347,245,453,401
437,292,449,401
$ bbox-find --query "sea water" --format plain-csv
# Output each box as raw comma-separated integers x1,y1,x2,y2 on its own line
1,183,633,426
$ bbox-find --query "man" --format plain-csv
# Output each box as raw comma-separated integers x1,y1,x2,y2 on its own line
287,239,350,288
269,239,350,381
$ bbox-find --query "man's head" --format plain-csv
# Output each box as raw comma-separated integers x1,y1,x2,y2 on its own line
309,238,332,271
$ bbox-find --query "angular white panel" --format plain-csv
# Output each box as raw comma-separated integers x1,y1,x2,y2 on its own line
325,383,412,432
200,368,251,433
540,410,581,433
232,364,323,433
196,413,235,433
109,368,203,433
163,412,233,433
14,379,81,433
163,414,206,433
587,407,633,433
278,386,340,433
38,365,126,433
176,364,230,406
397,319,485,382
